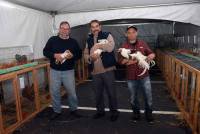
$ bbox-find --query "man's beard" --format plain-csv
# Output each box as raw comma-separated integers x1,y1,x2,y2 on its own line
129,40,137,45
59,33,69,39
93,30,100,36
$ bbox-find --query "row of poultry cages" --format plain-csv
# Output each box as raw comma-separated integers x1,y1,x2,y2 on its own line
156,49,200,134
0,63,51,134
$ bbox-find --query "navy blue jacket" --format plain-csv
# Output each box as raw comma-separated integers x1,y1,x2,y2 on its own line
87,31,116,71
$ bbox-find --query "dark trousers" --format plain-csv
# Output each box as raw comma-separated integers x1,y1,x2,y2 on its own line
92,70,118,113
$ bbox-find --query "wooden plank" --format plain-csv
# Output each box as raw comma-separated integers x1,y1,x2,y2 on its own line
77,60,82,82
188,72,196,128
171,58,176,97
4,76,21,134
32,69,40,111
0,73,16,82
0,98,4,134
82,58,86,81
180,66,185,106
175,62,181,99
192,72,200,133
13,76,21,124
184,68,189,112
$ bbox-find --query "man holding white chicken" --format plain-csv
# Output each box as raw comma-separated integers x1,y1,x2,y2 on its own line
43,21,82,120
118,26,155,123
84,20,119,122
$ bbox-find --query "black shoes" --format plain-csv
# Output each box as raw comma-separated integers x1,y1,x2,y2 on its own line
110,111,120,122
70,110,82,119
130,110,154,124
49,110,82,121
145,112,154,124
93,111,119,122
130,111,141,123
49,112,61,121
93,112,105,119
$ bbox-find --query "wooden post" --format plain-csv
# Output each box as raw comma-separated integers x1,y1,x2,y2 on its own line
184,68,189,112
192,72,200,133
82,57,85,81
78,60,82,83
180,66,185,106
175,61,180,99
0,95,4,134
188,72,196,128
13,74,23,123
33,69,40,111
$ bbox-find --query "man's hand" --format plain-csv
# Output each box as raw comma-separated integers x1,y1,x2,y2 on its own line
121,57,137,65
65,50,73,60
121,59,129,65
126,59,137,65
93,43,103,50
54,53,63,62
146,53,155,63
90,53,100,62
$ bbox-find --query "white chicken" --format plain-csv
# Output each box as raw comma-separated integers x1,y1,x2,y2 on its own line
55,50,70,64
119,48,155,76
93,39,109,55
118,48,131,59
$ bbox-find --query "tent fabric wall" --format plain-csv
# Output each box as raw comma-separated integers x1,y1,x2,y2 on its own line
55,3,200,28
0,1,53,58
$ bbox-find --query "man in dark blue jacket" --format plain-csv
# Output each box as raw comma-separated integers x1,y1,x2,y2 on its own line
43,21,82,120
84,20,119,121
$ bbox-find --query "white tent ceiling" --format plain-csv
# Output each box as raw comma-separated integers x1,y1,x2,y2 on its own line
4,0,200,27
5,0,199,13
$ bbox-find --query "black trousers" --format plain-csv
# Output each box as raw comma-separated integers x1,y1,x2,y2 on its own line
92,70,118,113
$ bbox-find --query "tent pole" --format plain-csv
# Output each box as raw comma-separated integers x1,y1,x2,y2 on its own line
50,11,58,36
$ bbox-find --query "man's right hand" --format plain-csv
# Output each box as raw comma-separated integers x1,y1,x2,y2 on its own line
54,53,63,62
126,60,137,65
121,59,137,65
121,59,129,64
90,53,100,62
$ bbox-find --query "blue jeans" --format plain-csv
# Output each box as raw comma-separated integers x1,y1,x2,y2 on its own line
127,76,153,113
50,68,78,113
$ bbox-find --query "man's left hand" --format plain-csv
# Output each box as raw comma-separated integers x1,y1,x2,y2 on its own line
146,53,155,62
65,50,73,59
93,43,103,50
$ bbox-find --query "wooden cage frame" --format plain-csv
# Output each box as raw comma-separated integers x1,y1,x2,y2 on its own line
0,58,89,134
156,49,200,134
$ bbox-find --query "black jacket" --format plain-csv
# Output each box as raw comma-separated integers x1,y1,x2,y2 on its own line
43,36,82,71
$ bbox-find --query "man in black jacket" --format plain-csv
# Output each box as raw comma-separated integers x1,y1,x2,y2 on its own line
43,21,82,120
